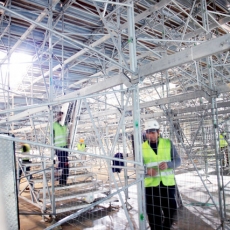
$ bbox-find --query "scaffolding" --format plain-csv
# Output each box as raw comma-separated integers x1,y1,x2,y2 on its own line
0,0,230,229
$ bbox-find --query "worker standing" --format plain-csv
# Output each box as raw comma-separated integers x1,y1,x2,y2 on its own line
142,119,181,230
53,111,69,186
77,138,86,160
220,132,229,167
19,143,32,189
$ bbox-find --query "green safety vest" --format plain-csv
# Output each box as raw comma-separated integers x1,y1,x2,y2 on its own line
220,134,228,148
53,122,67,147
77,143,86,151
142,138,175,187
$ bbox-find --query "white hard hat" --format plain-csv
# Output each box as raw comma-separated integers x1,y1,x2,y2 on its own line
144,119,160,131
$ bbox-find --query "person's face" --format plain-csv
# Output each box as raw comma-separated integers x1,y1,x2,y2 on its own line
57,113,63,122
146,130,160,143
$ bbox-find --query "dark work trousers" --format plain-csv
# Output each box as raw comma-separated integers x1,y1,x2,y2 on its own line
146,182,177,230
56,146,69,185
19,159,32,182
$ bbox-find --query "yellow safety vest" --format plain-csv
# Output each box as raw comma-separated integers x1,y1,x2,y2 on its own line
21,144,30,160
53,122,67,147
142,138,175,187
220,134,228,148
77,143,86,151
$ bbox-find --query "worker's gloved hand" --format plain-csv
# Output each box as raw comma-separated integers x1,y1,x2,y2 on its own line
147,168,158,177
64,162,68,166
159,162,168,170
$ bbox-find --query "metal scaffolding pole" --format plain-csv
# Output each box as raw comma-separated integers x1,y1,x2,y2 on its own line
202,1,226,227
128,1,146,229
48,0,56,217
208,56,226,229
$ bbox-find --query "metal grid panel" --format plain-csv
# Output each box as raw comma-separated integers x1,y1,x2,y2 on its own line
0,135,19,230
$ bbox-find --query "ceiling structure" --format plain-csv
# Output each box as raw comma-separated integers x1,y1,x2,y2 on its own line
0,0,229,146
1,1,230,228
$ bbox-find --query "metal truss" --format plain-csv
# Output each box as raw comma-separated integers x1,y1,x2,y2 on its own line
0,0,230,229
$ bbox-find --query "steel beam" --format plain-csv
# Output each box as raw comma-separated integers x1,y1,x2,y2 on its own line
139,34,230,78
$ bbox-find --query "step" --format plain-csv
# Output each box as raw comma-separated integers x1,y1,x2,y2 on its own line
19,162,53,167
54,180,101,191
68,159,88,164
69,165,90,171
19,160,88,167
56,203,90,214
54,194,118,214
68,172,95,180
29,165,90,175
31,172,95,183
44,188,109,203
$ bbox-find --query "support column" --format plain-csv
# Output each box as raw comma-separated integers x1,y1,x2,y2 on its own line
48,0,55,217
128,2,146,229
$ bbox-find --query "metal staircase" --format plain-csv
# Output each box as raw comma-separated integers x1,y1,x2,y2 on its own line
17,153,110,215
17,102,110,216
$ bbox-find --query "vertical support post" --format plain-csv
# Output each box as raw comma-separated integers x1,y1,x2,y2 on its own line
48,0,55,217
61,8,64,96
6,0,12,134
128,2,146,229
201,1,225,227
208,56,226,228
121,90,129,206
227,120,230,174
117,0,129,206
68,100,82,150
200,98,209,177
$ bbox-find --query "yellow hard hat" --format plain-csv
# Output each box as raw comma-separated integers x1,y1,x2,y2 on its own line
22,143,30,152
79,138,84,143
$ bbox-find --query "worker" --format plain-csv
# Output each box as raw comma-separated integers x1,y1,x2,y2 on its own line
220,132,229,166
19,143,32,189
53,111,69,186
142,119,181,230
77,138,86,160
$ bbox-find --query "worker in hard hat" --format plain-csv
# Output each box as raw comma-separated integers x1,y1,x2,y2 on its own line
142,119,181,230
53,111,69,186
77,138,87,160
220,131,229,167
19,143,33,189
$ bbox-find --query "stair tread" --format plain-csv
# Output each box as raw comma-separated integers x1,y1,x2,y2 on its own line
43,188,109,202
55,203,90,213
31,172,95,183
54,180,102,191
29,166,90,175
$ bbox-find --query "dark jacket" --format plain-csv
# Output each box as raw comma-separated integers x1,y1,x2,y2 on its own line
112,153,124,173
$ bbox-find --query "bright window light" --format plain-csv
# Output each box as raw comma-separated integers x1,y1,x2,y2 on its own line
0,51,32,89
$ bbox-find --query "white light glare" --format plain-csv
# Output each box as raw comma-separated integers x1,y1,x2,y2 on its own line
0,51,32,88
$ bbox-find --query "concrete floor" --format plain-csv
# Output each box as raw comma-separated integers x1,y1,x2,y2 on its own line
18,163,222,229
19,187,214,230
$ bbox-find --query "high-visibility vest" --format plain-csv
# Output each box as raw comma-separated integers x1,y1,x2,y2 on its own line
53,122,67,147
77,143,86,151
21,144,30,160
220,134,228,148
142,138,175,187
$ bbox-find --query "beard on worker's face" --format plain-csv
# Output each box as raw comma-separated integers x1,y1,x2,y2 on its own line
146,135,158,143
150,137,157,143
